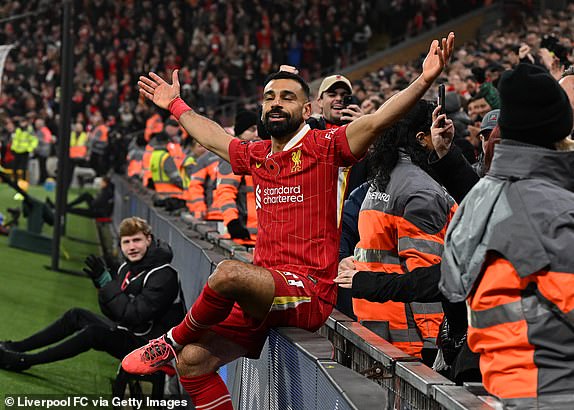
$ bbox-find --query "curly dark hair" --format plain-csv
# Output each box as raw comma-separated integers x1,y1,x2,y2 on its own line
367,99,436,192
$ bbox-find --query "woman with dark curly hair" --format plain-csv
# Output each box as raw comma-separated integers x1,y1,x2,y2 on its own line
338,99,457,365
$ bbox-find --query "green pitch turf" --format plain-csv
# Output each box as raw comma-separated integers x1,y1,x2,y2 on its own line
0,183,119,395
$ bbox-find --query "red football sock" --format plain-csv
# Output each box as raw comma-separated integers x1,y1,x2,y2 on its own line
171,283,234,345
180,373,233,409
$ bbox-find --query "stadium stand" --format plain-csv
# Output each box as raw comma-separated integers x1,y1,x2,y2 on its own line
1,0,574,407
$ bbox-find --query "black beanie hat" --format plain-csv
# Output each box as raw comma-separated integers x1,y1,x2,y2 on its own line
497,63,573,148
234,110,258,137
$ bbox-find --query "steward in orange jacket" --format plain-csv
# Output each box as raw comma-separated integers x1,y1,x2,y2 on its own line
441,64,574,409
211,159,257,240
210,110,260,239
184,151,221,219
149,133,183,199
144,112,164,142
352,101,455,360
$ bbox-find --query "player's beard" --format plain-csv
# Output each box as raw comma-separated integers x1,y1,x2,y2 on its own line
263,108,302,139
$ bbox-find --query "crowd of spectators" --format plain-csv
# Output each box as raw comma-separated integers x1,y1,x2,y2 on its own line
343,3,573,164
0,0,570,180
0,0,486,143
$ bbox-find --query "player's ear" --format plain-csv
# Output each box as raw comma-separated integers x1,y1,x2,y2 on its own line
302,101,312,121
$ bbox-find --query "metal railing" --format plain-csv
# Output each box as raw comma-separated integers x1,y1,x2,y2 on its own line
112,175,498,409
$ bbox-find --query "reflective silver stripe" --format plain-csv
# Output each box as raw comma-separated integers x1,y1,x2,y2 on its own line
219,178,239,186
389,328,423,343
244,186,254,192
190,176,205,181
398,237,443,257
248,227,257,234
221,204,237,211
411,302,443,315
190,198,204,204
423,338,436,349
502,395,574,410
470,300,524,329
354,248,400,265
501,398,536,410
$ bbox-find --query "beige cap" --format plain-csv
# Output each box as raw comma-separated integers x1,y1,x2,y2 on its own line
317,74,352,98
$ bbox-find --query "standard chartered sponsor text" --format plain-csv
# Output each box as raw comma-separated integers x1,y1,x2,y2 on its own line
263,185,304,204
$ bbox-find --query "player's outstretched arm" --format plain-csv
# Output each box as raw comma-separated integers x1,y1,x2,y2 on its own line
345,32,455,158
138,70,233,162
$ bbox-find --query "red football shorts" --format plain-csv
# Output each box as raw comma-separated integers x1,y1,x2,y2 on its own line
210,269,333,358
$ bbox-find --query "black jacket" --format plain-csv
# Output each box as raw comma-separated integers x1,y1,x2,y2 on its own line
98,238,185,339
427,144,480,203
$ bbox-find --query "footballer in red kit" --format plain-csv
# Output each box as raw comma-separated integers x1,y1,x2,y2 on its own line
206,123,359,357
229,123,357,305
124,32,454,410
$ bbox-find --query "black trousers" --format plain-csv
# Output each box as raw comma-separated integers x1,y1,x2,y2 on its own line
11,152,29,182
11,308,145,366
67,193,97,218
37,156,48,184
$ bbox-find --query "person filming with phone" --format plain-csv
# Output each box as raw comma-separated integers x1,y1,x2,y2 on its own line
313,74,364,129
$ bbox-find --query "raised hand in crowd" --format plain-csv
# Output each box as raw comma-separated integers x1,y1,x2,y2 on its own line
518,43,535,64
538,48,563,80
279,65,299,75
430,105,455,159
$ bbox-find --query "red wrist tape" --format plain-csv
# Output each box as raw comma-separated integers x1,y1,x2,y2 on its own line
168,97,192,120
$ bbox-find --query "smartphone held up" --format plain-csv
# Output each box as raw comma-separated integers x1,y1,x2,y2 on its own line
437,84,446,127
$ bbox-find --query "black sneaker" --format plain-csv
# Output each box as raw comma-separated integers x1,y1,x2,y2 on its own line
0,349,30,372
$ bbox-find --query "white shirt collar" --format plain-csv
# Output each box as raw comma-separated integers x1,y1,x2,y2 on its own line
272,124,310,153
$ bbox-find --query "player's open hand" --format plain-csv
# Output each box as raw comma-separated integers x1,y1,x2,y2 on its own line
422,32,455,85
138,69,181,110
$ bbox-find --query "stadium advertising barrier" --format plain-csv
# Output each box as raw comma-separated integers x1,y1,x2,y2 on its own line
113,176,497,409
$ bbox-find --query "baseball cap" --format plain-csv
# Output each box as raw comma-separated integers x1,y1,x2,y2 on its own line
480,109,500,133
318,74,352,98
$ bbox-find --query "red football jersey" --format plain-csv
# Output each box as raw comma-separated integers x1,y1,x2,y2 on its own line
229,124,359,305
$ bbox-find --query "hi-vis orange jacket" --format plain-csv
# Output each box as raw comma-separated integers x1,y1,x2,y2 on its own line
150,148,183,198
69,130,88,159
183,151,221,219
126,140,145,180
88,124,108,156
441,143,574,409
353,156,456,358
211,159,257,237
144,113,163,142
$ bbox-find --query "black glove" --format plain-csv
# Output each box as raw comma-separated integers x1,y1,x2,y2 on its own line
83,254,111,288
227,219,251,239
436,317,467,366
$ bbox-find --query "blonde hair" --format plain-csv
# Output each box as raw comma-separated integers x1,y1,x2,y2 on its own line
119,217,152,237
